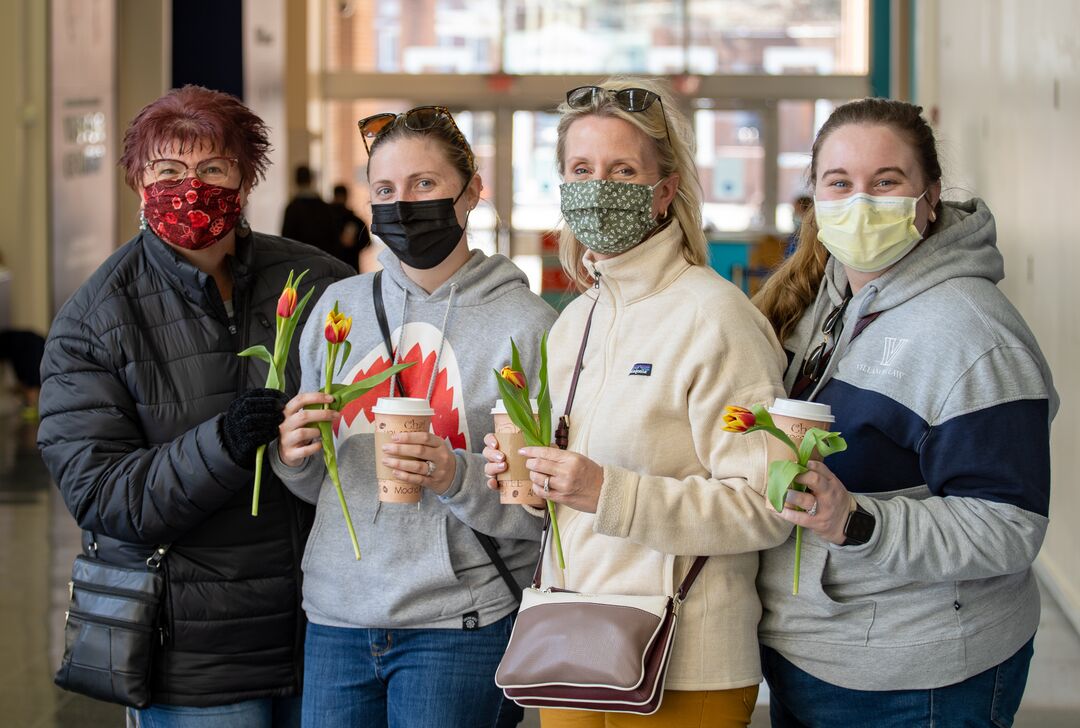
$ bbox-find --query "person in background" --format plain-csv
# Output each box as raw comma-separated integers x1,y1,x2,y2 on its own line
328,183,371,272
753,97,1056,727
38,85,353,728
0,329,45,420
272,105,555,728
483,77,791,728
282,164,339,257
785,194,813,257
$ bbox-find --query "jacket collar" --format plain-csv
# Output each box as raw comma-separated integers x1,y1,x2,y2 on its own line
584,219,690,305
142,229,256,306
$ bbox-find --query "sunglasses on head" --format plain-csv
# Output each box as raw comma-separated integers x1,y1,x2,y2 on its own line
356,105,475,169
565,86,672,145
801,294,852,383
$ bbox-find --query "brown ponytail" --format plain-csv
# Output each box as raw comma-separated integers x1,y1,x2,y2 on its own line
753,98,942,342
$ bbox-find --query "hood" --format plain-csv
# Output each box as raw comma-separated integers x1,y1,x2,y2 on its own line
377,246,533,306
822,198,1002,314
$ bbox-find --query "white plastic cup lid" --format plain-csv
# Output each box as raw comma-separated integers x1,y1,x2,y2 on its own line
491,398,540,416
372,397,435,417
768,398,835,423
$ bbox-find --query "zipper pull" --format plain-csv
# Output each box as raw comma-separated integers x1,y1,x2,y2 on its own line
68,580,74,600
593,272,602,290
228,323,237,335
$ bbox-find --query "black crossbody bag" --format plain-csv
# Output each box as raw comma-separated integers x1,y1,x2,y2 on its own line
372,270,520,602
54,542,170,708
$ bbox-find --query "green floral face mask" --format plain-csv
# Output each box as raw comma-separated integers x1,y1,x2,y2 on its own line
560,179,663,255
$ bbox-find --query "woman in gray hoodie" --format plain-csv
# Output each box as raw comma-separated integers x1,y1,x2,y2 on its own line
272,107,555,727
753,98,1056,727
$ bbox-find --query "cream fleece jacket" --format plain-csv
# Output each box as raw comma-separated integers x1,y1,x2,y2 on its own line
540,220,791,691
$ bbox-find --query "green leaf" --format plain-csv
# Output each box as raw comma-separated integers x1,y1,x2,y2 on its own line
238,345,273,366
292,269,309,289
338,340,352,376
265,366,281,391
537,331,552,444
797,429,824,466
766,459,807,513
750,404,776,429
331,361,415,410
816,431,848,458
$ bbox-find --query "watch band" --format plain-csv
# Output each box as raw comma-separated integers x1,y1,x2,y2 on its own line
841,502,875,546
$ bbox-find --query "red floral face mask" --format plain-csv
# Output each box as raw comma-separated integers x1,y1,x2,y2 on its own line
142,177,243,250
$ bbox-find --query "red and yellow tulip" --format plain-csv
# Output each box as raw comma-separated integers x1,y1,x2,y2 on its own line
722,405,756,433
324,309,352,344
276,286,298,319
499,367,527,390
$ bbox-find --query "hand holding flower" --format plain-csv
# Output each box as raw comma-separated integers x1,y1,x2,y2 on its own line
780,460,855,545
519,446,604,514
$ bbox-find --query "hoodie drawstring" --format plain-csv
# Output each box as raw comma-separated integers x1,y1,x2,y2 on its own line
386,283,459,406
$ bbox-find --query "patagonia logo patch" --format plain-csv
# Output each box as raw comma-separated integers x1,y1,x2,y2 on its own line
629,363,653,376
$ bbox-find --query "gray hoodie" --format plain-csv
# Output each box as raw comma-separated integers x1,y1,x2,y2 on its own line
758,199,1057,690
271,248,556,630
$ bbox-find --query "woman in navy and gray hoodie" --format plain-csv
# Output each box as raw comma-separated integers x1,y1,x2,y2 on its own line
753,98,1056,727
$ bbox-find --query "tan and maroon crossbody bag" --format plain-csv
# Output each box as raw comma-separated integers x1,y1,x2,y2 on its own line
494,285,707,715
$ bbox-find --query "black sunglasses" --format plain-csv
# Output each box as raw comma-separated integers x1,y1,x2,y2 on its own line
357,105,475,170
565,86,672,145
801,295,852,383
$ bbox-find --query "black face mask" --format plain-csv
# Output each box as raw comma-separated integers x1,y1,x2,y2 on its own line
370,194,466,270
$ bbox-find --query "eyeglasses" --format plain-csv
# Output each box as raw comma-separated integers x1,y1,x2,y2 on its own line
357,105,475,170
144,157,238,187
565,86,672,145
801,295,851,383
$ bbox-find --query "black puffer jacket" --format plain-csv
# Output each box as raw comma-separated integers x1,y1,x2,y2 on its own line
38,229,353,706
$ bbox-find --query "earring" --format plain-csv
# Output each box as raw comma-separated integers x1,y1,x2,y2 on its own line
139,210,148,231
236,215,251,237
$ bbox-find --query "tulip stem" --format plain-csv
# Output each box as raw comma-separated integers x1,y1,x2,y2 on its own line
792,526,802,595
251,445,266,516
547,500,565,570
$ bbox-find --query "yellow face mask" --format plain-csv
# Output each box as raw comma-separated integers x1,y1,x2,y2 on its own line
814,192,926,273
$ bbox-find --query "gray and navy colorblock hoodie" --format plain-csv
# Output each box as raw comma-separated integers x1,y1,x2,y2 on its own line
758,198,1057,690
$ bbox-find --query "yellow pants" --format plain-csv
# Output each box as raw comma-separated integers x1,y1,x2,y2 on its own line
538,686,759,728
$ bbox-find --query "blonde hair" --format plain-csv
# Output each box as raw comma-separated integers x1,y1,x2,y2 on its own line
554,76,707,291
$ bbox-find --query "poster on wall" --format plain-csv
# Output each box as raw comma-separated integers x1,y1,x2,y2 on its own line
49,0,116,315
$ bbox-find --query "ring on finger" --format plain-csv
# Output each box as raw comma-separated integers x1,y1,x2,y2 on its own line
426,460,436,477
807,500,819,517
543,476,551,494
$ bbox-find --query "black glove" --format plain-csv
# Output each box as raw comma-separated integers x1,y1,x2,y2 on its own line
221,388,290,467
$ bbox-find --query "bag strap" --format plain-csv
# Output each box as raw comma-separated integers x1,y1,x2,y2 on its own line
554,286,602,449
373,270,395,361
374,269,521,604
472,530,522,602
537,280,709,597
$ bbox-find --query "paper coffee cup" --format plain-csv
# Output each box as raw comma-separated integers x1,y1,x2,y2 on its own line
491,399,543,507
373,397,435,503
768,399,835,459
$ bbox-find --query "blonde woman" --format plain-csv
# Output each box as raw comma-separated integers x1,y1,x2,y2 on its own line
483,77,791,727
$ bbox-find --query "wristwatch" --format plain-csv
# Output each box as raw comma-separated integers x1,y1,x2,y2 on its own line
841,502,875,546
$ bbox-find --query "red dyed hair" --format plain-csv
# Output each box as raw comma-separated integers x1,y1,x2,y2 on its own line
119,85,272,190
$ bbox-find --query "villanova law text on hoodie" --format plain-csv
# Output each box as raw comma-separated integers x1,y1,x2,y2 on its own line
271,247,557,630
758,198,1058,690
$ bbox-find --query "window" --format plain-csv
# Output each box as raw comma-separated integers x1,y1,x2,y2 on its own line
695,109,765,232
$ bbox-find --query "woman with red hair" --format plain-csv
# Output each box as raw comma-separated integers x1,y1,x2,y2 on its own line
38,85,353,727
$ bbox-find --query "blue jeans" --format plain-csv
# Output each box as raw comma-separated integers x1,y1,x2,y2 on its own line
761,638,1035,728
302,614,514,728
128,697,300,728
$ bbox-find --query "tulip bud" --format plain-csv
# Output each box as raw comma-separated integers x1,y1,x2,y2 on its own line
277,287,298,318
500,366,527,390
722,405,756,433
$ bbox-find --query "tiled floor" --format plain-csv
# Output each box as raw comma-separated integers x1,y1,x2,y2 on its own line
3,409,1079,728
